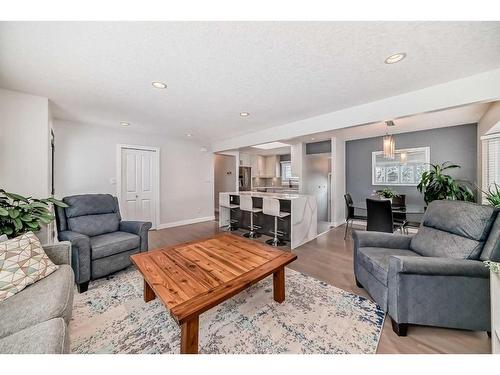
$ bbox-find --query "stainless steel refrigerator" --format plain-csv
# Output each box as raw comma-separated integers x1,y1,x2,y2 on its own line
239,166,252,191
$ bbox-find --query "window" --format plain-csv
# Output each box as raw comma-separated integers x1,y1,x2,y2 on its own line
372,147,430,186
482,134,500,192
281,161,292,183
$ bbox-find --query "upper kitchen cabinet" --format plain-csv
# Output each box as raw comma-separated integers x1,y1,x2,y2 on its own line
239,152,251,167
290,143,303,178
265,155,280,178
250,154,260,177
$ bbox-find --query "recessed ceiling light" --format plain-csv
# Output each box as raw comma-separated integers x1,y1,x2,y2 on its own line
240,112,250,117
311,137,315,141
186,133,192,137
120,122,130,127
384,53,406,64
252,142,290,150
152,81,167,89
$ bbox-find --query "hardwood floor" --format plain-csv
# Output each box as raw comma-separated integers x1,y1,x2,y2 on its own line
149,220,491,354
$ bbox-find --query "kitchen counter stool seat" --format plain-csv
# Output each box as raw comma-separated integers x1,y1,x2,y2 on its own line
239,195,262,238
220,193,240,231
263,197,290,247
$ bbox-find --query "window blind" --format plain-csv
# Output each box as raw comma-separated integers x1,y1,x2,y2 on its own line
281,161,292,182
485,136,500,188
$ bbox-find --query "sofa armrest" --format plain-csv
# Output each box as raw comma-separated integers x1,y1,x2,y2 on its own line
352,230,412,250
42,242,71,265
389,255,489,278
119,221,152,251
57,231,91,284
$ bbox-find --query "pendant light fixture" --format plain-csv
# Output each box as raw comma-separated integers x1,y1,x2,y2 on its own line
383,120,396,159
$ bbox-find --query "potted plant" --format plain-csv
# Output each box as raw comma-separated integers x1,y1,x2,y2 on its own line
0,189,68,238
377,187,398,203
480,182,500,207
416,161,475,204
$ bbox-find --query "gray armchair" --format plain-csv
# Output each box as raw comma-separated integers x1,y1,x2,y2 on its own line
353,200,499,336
55,194,152,293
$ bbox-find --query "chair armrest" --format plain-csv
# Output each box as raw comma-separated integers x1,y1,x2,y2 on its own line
119,221,152,251
57,231,91,283
389,256,490,278
352,230,412,250
42,242,71,265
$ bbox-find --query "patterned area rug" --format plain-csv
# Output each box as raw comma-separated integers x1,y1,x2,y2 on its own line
70,267,385,354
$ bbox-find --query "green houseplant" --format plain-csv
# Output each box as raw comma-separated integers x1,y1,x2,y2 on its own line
0,189,68,238
481,182,500,207
378,187,398,199
416,161,475,204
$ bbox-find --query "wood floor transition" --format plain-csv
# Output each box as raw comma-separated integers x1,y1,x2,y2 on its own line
148,219,491,354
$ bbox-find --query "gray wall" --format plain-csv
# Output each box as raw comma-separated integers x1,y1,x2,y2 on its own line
306,140,331,154
214,154,236,209
346,123,477,206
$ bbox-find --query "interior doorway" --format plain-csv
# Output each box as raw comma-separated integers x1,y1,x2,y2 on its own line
214,154,237,218
117,144,160,229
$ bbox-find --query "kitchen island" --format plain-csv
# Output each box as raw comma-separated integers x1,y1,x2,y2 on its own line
219,191,317,249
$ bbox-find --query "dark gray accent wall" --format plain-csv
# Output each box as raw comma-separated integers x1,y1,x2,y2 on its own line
280,154,291,162
346,123,477,206
306,140,331,154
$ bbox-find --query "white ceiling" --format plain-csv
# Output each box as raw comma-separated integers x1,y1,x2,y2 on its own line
1,22,499,143
285,102,493,144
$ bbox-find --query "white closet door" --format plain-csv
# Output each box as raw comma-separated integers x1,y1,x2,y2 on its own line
120,148,156,226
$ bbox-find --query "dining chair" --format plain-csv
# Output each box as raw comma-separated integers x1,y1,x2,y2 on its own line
366,198,405,233
344,193,367,240
392,194,408,232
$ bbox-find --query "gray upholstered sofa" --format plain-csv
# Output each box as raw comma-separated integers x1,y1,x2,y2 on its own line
0,241,74,354
55,194,152,293
353,200,499,336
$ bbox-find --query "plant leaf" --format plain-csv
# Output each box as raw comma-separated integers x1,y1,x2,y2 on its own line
8,209,20,219
4,191,29,203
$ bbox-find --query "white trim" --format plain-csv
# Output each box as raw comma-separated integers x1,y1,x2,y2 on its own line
116,144,161,230
156,216,216,230
481,132,500,141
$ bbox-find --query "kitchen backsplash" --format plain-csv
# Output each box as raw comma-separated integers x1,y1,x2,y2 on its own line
252,177,282,187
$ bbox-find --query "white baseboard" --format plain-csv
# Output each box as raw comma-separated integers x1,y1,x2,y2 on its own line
330,221,345,228
156,216,216,230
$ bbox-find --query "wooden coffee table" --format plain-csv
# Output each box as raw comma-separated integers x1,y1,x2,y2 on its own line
130,233,297,354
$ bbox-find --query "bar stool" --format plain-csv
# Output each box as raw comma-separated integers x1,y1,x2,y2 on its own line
239,195,262,238
220,193,239,231
263,197,290,247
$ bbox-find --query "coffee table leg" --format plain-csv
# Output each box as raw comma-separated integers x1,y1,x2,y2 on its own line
180,316,199,354
273,267,285,303
144,280,156,302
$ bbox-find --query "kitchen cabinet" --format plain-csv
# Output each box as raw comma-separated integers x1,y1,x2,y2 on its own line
264,155,279,178
257,155,266,177
250,155,258,177
250,154,281,178
239,152,251,167
290,143,303,178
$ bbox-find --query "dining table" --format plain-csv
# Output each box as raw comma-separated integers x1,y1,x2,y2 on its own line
352,201,426,214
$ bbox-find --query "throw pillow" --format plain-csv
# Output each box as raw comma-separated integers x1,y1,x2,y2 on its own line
0,231,58,302
0,234,7,242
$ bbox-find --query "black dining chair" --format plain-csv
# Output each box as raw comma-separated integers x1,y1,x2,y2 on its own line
344,193,367,240
391,194,408,231
366,198,405,233
391,195,421,234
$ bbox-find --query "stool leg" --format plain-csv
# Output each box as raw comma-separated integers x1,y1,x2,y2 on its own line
243,211,261,239
266,216,286,247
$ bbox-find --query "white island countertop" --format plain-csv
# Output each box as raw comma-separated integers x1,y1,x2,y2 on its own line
227,191,307,200
220,191,317,249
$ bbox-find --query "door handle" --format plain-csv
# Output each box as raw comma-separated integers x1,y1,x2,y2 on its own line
135,195,138,198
